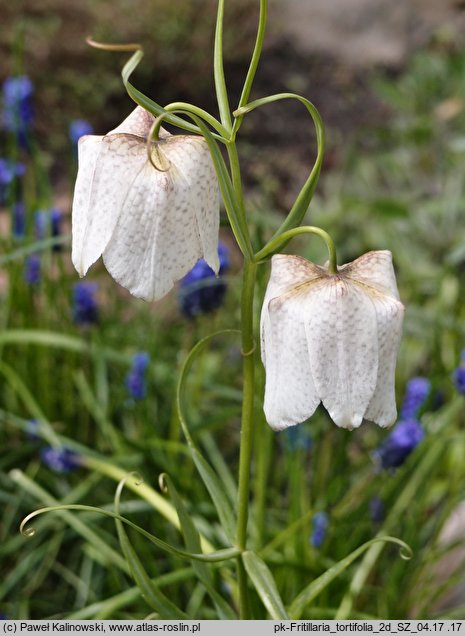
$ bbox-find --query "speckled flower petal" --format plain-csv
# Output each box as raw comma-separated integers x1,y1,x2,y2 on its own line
303,279,379,429
261,289,320,431
74,133,149,276
341,250,400,300
364,295,404,426
102,136,219,301
71,134,104,275
260,254,324,369
107,106,169,138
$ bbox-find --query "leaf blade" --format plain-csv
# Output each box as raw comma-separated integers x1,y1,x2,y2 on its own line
242,551,289,620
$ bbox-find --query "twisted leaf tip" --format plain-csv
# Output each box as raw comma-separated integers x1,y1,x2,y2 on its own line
158,473,169,493
86,37,142,53
20,510,41,538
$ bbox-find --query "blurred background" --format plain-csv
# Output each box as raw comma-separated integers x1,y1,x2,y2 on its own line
1,0,465,621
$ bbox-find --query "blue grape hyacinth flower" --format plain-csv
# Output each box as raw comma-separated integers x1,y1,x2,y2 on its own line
400,377,431,419
35,207,63,250
40,447,79,473
453,350,465,395
24,254,41,285
0,158,25,204
125,352,150,400
73,282,98,326
179,242,229,318
12,202,26,238
370,496,384,524
374,419,424,470
69,119,94,146
2,76,34,144
310,511,329,548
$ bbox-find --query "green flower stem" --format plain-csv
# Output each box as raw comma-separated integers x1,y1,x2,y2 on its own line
213,0,232,130
226,142,254,256
232,0,268,138
255,226,338,273
236,258,258,618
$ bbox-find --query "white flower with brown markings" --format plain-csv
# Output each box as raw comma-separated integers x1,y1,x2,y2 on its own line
261,250,404,431
72,106,219,301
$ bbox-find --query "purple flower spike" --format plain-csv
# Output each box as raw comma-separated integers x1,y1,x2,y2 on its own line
0,158,25,204
40,447,79,473
2,76,34,144
310,511,329,548
73,282,98,326
125,352,150,400
370,496,384,524
453,367,465,395
374,419,424,470
453,351,465,395
400,377,431,420
179,242,229,318
35,207,64,250
24,254,41,285
12,202,26,238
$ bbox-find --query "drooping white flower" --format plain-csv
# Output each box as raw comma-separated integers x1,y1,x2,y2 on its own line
260,250,404,431
72,106,219,301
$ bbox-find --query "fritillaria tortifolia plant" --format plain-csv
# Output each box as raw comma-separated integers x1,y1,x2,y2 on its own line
22,0,408,620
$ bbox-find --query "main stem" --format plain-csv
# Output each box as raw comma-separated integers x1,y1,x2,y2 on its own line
236,257,257,618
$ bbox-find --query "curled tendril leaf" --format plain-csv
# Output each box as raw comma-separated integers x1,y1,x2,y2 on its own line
21,523,36,538
19,505,239,562
115,473,145,508
158,473,169,494
86,37,142,54
399,544,413,560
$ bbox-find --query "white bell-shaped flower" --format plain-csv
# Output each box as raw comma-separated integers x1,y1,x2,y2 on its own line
72,106,219,301
261,250,404,430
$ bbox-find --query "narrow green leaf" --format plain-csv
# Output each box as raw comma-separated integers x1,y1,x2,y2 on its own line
73,370,121,452
234,92,324,248
235,0,268,115
0,329,131,363
290,536,412,619
213,0,232,129
0,235,69,265
176,330,241,544
67,568,196,619
10,470,129,573
201,433,237,506
242,551,289,619
119,48,202,136
0,361,61,446
162,474,236,619
20,504,240,563
114,479,189,619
